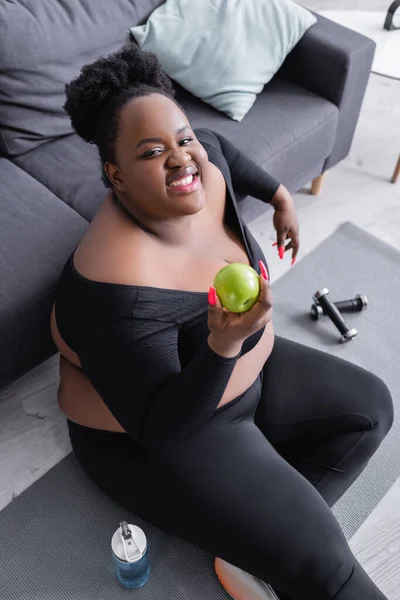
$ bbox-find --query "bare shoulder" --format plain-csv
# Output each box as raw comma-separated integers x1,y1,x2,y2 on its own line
72,231,165,287
72,197,174,288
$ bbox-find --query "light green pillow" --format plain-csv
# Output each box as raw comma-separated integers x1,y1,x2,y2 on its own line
130,0,317,122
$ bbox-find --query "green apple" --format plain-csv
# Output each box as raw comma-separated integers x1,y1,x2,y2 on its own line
213,263,260,313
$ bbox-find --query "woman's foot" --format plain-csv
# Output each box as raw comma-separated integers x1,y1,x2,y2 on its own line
215,557,279,600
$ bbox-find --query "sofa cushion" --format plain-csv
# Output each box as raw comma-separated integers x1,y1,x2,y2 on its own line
0,159,88,387
13,77,338,222
177,77,339,189
13,134,105,222
0,0,166,157
130,0,316,122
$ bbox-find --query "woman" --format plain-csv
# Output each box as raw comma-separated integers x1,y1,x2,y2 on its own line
51,44,394,600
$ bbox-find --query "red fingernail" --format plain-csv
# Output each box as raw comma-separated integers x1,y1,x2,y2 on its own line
208,286,216,306
291,257,296,266
279,246,284,260
258,260,269,280
272,242,277,247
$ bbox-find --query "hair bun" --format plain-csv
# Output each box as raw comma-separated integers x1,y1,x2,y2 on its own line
64,43,175,144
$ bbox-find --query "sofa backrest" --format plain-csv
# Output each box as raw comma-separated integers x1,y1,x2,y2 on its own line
0,0,165,157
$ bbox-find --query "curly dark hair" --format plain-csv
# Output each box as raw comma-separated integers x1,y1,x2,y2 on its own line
64,43,179,187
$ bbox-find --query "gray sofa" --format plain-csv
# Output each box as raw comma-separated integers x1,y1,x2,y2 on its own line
0,0,375,390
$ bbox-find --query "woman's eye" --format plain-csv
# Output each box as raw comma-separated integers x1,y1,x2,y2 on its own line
142,148,162,158
141,137,193,157
179,137,193,145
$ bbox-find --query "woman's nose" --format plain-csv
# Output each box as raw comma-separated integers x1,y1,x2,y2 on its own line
166,147,191,167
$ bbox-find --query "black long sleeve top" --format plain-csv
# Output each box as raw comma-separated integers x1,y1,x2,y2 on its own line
55,128,281,445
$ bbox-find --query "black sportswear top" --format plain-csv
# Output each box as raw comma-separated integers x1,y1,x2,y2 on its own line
55,128,280,445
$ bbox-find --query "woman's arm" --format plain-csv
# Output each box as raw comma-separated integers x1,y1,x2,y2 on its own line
195,128,282,204
76,320,241,447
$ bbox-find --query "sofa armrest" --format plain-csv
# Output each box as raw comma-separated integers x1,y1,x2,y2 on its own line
278,12,376,170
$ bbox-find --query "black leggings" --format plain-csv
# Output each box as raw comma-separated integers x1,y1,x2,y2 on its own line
67,336,394,600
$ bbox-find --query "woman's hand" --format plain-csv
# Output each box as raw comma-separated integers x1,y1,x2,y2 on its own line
207,262,272,356
270,185,300,265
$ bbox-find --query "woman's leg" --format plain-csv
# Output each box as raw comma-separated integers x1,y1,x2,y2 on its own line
253,336,393,599
67,376,389,600
255,336,394,509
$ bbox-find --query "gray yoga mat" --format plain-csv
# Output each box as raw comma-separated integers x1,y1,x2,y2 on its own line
1,221,399,599
271,221,399,539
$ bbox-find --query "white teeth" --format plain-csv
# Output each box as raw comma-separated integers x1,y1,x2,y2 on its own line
169,175,194,187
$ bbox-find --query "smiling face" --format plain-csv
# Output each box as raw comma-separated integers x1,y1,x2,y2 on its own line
105,93,209,220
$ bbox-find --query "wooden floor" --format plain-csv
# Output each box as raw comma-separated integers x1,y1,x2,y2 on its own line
0,2,399,597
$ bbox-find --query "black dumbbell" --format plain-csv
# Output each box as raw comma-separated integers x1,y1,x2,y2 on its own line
312,288,358,343
311,294,368,321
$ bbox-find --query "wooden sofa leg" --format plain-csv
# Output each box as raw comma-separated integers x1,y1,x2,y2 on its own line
391,154,400,184
311,172,327,195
